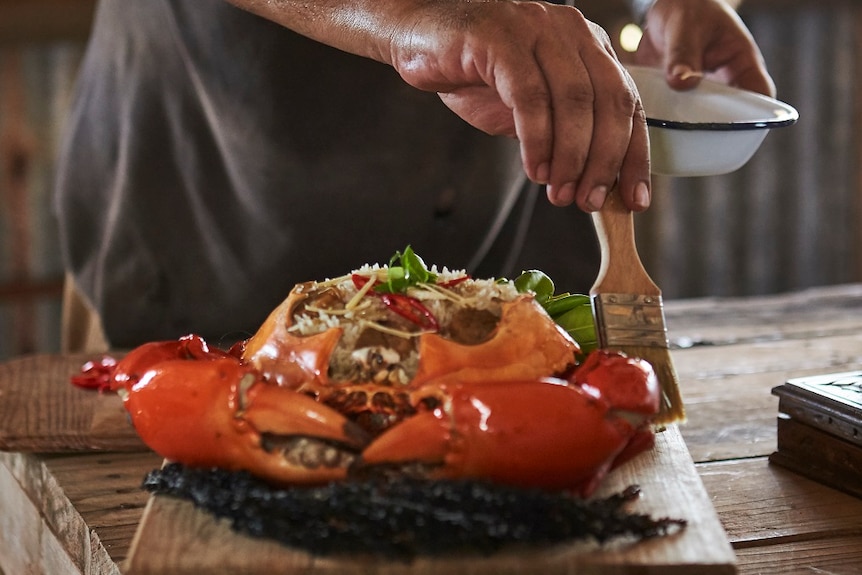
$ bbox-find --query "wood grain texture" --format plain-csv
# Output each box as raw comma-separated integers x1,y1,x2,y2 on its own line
47,452,162,565
0,451,125,575
696,457,862,545
663,284,862,345
666,285,862,465
590,186,659,296
734,535,862,575
0,353,146,452
674,335,862,463
122,426,735,575
696,457,862,575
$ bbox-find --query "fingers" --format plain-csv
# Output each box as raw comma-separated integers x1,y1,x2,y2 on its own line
559,65,650,213
534,19,648,211
492,47,555,187
651,5,710,91
546,59,647,212
729,63,776,97
616,81,652,212
394,1,650,213
488,4,599,205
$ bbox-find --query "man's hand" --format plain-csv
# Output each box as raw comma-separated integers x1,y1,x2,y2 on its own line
635,0,775,97
389,1,650,212
229,0,652,212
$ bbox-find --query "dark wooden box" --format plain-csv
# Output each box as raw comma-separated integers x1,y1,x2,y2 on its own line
770,371,862,499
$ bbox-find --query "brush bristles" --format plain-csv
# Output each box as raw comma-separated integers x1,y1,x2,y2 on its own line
614,344,686,425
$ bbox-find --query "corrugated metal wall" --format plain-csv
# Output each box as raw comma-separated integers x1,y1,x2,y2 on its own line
1,1,860,359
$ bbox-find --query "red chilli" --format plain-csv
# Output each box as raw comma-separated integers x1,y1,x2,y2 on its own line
439,275,471,288
351,273,439,331
379,293,439,331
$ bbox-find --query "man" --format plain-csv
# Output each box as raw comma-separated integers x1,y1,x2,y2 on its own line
54,0,773,350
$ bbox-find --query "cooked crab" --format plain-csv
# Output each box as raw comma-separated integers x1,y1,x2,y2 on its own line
103,255,659,496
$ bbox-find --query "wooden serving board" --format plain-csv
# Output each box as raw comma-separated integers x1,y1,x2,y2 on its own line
0,353,146,452
123,426,736,574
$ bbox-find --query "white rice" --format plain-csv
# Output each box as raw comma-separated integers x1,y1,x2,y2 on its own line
287,265,520,384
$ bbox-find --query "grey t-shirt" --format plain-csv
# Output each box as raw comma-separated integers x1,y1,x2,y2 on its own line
54,0,598,348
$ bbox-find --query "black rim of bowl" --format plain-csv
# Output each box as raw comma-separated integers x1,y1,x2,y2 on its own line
646,116,798,131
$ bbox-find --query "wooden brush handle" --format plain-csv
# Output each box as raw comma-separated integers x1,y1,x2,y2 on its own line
589,185,660,296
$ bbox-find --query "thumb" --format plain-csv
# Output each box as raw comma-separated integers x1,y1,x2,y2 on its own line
667,62,704,91
664,41,703,90
661,23,705,91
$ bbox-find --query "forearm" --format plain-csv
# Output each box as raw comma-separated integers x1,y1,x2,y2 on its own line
224,0,448,66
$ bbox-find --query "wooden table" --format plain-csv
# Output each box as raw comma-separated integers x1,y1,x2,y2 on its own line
2,284,862,574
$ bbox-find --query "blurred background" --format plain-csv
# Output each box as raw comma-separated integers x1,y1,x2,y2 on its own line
1,0,860,360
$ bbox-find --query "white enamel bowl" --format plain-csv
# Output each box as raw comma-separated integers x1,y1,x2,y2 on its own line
627,65,798,177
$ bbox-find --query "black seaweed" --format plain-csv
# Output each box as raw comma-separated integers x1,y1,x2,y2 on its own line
143,463,685,560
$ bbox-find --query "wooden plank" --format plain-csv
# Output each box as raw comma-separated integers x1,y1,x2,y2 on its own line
663,284,862,345
0,450,160,573
123,426,736,575
734,535,862,575
679,370,780,463
0,454,52,574
2,287,858,574
673,334,862,382
703,455,862,574
671,330,862,463
0,353,146,452
678,365,862,463
46,452,162,565
0,451,119,575
696,458,862,545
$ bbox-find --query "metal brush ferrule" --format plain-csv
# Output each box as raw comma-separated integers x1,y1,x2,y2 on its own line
591,293,670,349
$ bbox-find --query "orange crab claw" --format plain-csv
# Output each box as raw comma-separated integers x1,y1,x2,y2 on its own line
358,374,655,496
570,349,660,417
119,352,370,484
110,334,233,392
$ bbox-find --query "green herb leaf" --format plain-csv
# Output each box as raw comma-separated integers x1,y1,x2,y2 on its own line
377,246,437,294
555,303,598,354
513,270,597,352
544,293,590,317
513,270,555,303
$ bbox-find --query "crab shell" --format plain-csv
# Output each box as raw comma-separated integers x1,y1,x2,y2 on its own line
241,288,579,390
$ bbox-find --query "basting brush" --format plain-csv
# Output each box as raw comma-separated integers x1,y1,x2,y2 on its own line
589,186,685,424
